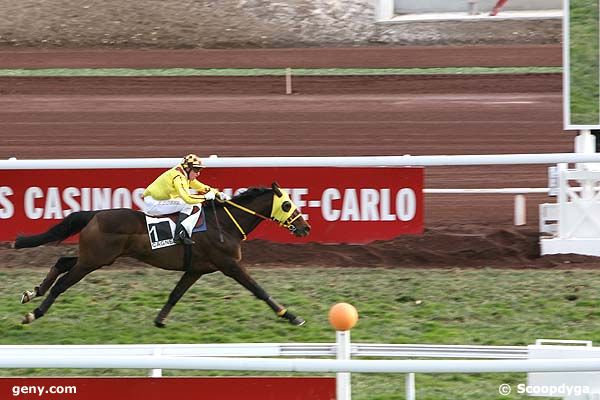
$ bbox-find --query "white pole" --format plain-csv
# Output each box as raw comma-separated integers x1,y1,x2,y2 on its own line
467,1,478,15
8,153,600,169
336,330,351,400
562,0,571,129
285,68,292,95
406,373,416,400
374,0,394,21
514,195,526,226
575,129,596,199
557,163,568,238
5,356,600,372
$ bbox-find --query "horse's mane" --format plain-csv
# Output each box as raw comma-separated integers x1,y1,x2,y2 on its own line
231,186,272,201
206,186,272,210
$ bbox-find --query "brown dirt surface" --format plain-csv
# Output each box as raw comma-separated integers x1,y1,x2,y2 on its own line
3,226,598,270
2,45,599,270
241,227,600,269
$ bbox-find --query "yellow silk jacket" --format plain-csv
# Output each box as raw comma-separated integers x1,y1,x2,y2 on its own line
143,166,214,204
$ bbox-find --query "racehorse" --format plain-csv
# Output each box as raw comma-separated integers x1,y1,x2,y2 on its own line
14,182,311,327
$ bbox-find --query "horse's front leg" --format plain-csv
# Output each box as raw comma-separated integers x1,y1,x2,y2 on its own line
154,270,202,328
221,261,305,326
266,295,305,326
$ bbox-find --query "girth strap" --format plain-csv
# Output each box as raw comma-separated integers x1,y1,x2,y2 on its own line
183,243,192,270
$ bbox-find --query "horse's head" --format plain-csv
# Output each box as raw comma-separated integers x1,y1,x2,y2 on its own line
270,182,311,237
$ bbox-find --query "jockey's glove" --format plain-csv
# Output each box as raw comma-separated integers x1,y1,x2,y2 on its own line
204,191,216,201
217,192,231,202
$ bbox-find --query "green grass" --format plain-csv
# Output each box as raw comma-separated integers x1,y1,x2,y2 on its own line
0,66,561,77
569,0,600,125
1,267,599,400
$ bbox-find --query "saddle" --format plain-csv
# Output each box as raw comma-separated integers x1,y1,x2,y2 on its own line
144,206,207,250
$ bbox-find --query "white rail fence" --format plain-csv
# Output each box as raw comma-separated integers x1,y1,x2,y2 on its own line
2,339,600,400
3,152,600,169
0,342,529,359
424,188,550,225
7,154,600,241
2,154,580,227
3,355,600,373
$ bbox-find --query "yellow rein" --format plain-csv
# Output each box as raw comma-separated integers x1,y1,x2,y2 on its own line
224,200,267,219
222,206,248,241
220,199,300,241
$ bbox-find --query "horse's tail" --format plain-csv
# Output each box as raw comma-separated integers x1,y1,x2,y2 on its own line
14,210,101,249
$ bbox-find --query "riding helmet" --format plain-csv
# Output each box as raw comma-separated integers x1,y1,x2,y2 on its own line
181,154,205,170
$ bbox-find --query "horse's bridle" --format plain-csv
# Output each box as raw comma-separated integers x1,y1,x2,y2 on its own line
220,198,302,241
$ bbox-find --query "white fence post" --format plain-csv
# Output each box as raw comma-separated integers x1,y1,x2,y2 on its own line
285,68,292,95
467,1,479,15
514,195,526,226
374,0,394,21
406,372,416,400
337,330,352,400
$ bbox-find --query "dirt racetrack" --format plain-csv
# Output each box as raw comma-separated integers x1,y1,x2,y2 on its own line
2,45,599,269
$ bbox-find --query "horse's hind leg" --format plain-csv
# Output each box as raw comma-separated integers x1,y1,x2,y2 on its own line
21,256,77,304
22,261,98,324
221,261,305,326
154,270,202,328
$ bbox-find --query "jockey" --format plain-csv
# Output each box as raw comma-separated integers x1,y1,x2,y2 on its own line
142,154,230,245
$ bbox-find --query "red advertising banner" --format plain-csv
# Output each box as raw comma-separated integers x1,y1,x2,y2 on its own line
0,377,335,400
0,167,423,244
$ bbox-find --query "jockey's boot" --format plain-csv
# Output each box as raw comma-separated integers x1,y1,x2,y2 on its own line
174,212,195,245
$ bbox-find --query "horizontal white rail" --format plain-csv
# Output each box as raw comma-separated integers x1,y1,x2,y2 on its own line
0,343,528,359
355,344,527,359
2,153,600,169
0,344,323,358
424,188,548,194
2,356,600,373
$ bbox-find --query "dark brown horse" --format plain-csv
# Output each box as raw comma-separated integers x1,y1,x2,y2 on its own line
14,182,311,327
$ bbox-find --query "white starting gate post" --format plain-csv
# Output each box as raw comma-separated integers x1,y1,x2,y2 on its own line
540,130,600,256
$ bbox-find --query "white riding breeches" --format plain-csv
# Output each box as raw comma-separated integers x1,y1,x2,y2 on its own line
143,196,195,216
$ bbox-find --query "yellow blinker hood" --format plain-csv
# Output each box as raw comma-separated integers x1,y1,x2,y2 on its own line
270,189,297,225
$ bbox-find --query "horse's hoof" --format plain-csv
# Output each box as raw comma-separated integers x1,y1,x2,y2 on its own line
290,316,305,326
22,312,35,324
154,320,166,328
21,290,35,304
